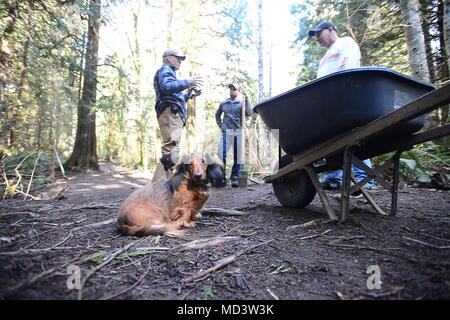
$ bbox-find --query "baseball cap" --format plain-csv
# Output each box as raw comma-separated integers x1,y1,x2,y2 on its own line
162,48,186,60
308,22,337,36
228,83,241,91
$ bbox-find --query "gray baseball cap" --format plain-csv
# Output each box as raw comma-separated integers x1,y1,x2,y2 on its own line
308,22,337,36
228,83,241,91
162,48,186,60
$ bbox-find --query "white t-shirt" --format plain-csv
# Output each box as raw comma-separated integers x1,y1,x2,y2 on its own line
317,36,361,78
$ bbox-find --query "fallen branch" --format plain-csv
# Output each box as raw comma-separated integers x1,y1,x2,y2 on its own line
71,218,115,231
286,219,334,231
403,237,450,249
248,177,264,184
200,207,248,216
327,236,366,245
171,236,239,252
298,229,332,240
24,153,41,201
77,237,147,300
183,239,273,283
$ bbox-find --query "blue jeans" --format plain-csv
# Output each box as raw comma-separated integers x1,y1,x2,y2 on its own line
218,130,242,180
322,159,375,188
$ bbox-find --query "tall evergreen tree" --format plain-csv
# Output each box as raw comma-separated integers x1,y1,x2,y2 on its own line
64,0,101,170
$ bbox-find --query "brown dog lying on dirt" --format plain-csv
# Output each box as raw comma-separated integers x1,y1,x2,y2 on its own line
117,153,225,237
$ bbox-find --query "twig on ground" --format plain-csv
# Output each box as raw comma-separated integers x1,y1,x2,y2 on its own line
24,153,41,201
266,288,279,300
200,207,249,216
71,218,115,231
401,225,450,243
182,239,273,283
77,237,147,300
285,219,334,231
100,254,153,300
327,236,366,245
298,229,332,240
403,237,450,249
171,236,239,252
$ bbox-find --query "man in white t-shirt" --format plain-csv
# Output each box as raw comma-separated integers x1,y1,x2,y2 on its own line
308,22,375,191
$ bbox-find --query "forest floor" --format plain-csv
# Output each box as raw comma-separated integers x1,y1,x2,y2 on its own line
1,161,449,300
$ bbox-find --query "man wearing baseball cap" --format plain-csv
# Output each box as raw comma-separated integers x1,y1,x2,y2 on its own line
152,48,202,182
308,21,361,78
308,22,375,191
215,83,253,187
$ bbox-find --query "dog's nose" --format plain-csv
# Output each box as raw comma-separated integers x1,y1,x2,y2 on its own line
194,172,203,178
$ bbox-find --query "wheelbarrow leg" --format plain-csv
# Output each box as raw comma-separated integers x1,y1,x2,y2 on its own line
340,146,354,222
351,175,388,216
391,150,403,216
304,166,338,221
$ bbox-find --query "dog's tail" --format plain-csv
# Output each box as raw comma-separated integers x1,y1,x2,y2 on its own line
118,222,185,237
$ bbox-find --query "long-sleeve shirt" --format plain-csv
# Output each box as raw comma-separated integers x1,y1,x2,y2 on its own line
317,36,361,78
215,96,253,130
153,64,190,125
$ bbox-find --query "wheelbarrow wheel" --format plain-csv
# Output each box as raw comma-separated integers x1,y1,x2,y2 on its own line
272,155,317,208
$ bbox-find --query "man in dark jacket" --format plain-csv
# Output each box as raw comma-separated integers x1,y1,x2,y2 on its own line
152,48,202,182
216,83,253,187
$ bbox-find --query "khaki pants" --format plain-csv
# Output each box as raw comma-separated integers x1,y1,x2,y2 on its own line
152,107,184,182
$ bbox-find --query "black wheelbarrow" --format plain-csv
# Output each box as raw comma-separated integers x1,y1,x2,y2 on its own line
253,67,450,222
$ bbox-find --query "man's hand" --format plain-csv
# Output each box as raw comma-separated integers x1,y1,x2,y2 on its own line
189,76,203,88
187,87,202,100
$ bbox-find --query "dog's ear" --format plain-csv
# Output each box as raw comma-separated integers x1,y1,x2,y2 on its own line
206,155,225,187
175,153,192,173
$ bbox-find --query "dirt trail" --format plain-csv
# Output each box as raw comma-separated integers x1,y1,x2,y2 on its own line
1,161,449,300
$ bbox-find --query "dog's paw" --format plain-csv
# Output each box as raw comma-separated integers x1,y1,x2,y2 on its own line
183,220,197,228
192,212,202,220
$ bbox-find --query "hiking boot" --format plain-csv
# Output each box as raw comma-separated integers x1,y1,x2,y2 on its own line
321,181,341,190
350,190,363,198
216,178,227,188
231,179,239,188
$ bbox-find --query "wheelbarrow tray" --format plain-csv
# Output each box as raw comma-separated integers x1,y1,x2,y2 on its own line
253,67,435,156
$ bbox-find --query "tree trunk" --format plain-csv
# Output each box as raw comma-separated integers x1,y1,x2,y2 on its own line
399,0,431,82
444,0,450,74
437,1,449,82
419,0,435,82
132,5,146,169
8,5,32,148
257,0,264,102
1,0,19,147
64,0,100,171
